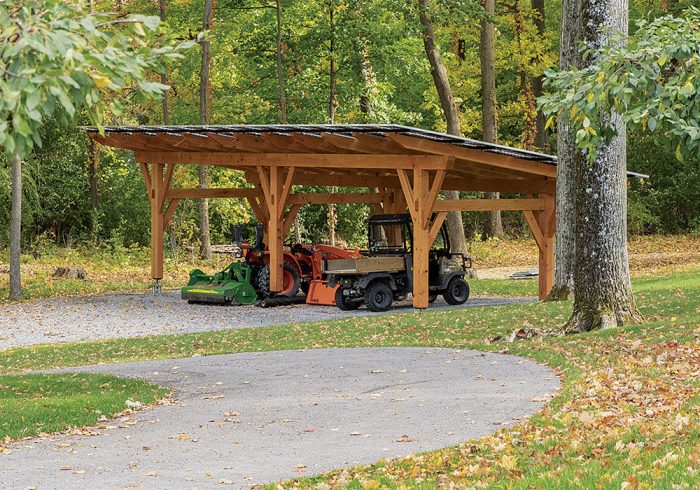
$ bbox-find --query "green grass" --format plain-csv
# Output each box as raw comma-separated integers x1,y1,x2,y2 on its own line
0,373,168,440
0,269,698,487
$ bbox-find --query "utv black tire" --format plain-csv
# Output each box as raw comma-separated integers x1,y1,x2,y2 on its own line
364,281,393,312
257,263,301,298
443,277,470,305
335,288,361,311
428,292,438,304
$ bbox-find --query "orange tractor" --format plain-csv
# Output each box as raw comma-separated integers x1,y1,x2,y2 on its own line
182,223,361,305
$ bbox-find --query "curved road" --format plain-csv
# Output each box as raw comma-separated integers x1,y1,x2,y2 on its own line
1,348,558,488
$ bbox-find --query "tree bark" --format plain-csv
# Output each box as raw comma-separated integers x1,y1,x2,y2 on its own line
198,0,215,259
548,0,584,300
480,0,504,239
531,0,547,150
9,154,23,301
563,0,642,332
275,0,287,124
418,0,468,255
159,0,170,125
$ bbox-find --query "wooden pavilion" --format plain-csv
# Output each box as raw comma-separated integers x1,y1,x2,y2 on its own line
87,124,558,308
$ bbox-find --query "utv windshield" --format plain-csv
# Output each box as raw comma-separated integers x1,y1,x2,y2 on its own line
368,221,408,254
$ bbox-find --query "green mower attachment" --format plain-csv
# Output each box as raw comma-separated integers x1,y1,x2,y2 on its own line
181,261,258,305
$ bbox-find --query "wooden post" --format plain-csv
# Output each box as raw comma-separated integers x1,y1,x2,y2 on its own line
524,194,555,301
412,169,430,309
149,163,165,280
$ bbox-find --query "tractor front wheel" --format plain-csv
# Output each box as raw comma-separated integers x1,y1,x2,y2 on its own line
257,263,301,298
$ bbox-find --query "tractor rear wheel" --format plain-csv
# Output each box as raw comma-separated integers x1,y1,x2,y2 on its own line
443,277,470,305
364,281,393,312
335,288,360,311
257,263,300,298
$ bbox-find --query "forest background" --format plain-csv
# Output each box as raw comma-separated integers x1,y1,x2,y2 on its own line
1,0,696,255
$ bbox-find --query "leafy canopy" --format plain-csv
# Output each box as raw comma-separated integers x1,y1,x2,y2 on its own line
539,8,700,162
0,0,193,158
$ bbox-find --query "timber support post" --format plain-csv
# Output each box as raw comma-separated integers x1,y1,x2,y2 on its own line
524,193,555,300
144,162,165,281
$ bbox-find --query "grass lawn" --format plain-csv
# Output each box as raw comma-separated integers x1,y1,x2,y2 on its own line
0,373,167,441
0,265,698,487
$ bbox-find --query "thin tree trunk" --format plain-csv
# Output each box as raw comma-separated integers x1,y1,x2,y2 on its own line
159,0,177,254
564,0,642,332
9,154,23,301
275,0,287,124
160,0,170,126
359,40,376,121
418,0,468,255
88,140,99,210
531,0,547,150
480,0,503,239
327,0,337,246
198,0,215,260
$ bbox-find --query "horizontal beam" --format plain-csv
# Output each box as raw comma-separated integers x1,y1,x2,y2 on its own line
166,188,257,199
244,171,555,194
135,152,453,170
287,192,389,205
432,198,546,212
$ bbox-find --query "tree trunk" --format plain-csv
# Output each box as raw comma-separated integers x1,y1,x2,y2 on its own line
548,0,584,300
88,140,99,210
275,0,287,125
563,0,642,332
480,0,503,239
418,0,468,255
327,0,337,245
198,0,215,260
9,154,23,301
531,0,547,150
159,0,170,125
359,40,376,121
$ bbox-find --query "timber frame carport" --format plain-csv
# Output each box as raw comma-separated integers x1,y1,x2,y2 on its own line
86,124,558,308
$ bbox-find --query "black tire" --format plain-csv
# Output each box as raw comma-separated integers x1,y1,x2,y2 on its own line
364,281,393,312
443,277,470,305
257,263,300,298
428,292,438,304
335,288,360,311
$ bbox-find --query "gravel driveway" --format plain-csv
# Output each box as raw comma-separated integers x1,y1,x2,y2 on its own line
0,292,534,351
1,347,559,488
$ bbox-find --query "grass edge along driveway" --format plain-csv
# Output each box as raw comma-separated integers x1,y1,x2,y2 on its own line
1,270,699,488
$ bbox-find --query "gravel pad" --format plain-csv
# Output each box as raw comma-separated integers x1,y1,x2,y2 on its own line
0,292,534,351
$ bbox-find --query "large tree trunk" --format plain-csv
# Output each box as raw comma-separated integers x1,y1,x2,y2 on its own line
198,0,215,260
548,0,584,300
480,0,503,239
9,154,23,301
531,0,547,150
327,0,337,245
418,0,468,255
564,0,642,332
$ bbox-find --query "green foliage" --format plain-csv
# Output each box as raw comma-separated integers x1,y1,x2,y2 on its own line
0,0,191,157
540,8,700,162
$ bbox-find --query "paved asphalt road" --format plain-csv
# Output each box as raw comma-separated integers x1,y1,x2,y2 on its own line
1,348,558,489
0,292,535,351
